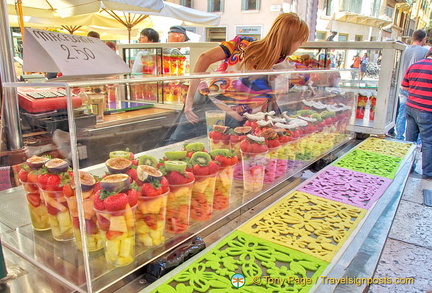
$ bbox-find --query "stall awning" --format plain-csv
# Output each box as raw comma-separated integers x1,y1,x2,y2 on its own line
334,11,392,28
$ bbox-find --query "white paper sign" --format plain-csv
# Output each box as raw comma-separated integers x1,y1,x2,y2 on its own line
23,28,131,77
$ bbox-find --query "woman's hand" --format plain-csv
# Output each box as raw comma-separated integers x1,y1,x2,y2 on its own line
184,106,199,124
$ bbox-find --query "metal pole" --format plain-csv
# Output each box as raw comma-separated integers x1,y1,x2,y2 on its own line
0,0,24,151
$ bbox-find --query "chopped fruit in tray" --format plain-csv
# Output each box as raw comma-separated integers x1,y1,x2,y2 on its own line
135,165,169,247
38,158,75,241
19,157,51,231
94,179,137,267
164,161,195,234
189,152,219,221
64,171,103,251
210,149,237,210
208,125,231,151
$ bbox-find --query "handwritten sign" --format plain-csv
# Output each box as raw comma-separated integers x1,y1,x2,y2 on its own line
23,28,131,77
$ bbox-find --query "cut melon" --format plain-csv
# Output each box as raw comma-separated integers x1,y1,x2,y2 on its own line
109,216,128,233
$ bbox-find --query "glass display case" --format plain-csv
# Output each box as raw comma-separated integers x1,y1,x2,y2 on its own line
1,69,357,292
294,41,406,136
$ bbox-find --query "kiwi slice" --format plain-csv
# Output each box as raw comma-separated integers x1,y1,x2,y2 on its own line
138,155,158,167
109,151,131,159
209,149,230,159
190,151,212,166
165,161,187,172
164,151,187,160
184,142,205,152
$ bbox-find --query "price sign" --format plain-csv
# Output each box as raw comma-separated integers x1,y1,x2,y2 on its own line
23,28,131,77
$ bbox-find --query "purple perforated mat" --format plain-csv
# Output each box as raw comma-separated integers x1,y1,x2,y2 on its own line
297,166,392,209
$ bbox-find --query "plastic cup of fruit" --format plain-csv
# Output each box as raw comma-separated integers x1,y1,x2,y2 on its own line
209,138,231,151
166,181,194,234
264,147,280,184
241,151,268,192
136,190,169,247
191,173,218,221
20,180,50,231
66,195,103,252
40,189,74,241
213,165,234,210
233,160,243,181
94,204,137,267
275,144,290,179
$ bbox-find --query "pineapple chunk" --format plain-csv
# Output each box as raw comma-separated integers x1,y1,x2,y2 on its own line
119,237,134,258
109,216,128,233
57,211,72,232
106,239,121,259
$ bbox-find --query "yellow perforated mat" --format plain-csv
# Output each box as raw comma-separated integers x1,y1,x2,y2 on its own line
356,137,413,158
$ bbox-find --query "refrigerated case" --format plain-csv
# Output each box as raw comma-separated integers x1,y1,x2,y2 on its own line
0,68,357,292
294,41,406,136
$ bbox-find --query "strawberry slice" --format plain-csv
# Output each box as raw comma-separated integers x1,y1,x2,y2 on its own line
106,230,124,240
26,193,41,207
103,192,129,211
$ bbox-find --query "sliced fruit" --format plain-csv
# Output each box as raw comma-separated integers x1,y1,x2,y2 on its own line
100,174,131,192
209,149,230,158
106,157,132,174
213,125,229,133
259,128,278,140
246,134,265,143
184,142,205,152
137,165,163,181
109,151,132,159
79,171,96,192
45,158,69,174
190,152,211,167
26,156,49,170
164,151,187,160
138,155,158,167
165,161,187,172
233,126,252,135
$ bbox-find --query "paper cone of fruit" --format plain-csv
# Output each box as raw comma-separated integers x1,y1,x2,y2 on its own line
208,125,231,151
18,156,51,231
189,152,219,221
135,165,169,247
210,149,238,210
38,158,74,241
93,173,138,267
259,128,281,184
63,171,103,252
163,161,195,234
240,134,269,192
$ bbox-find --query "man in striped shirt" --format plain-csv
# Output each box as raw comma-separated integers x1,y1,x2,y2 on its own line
402,49,432,179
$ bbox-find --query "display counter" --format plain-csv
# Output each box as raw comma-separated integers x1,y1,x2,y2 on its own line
1,69,358,292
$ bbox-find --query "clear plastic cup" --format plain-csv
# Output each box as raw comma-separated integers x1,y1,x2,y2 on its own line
136,191,169,247
209,138,231,151
264,147,280,184
66,195,103,252
213,165,234,210
166,181,194,234
205,110,226,137
241,151,268,192
20,181,50,231
40,189,74,241
191,173,217,221
95,204,137,267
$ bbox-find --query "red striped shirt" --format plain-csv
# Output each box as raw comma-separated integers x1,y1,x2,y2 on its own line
402,58,432,112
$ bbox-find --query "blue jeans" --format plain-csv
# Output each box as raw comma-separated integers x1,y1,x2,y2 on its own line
406,106,432,178
395,89,408,140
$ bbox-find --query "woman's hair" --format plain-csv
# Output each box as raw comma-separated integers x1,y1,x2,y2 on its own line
140,28,160,42
241,13,309,70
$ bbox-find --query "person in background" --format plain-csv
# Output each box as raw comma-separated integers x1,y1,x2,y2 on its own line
105,41,117,51
359,53,369,80
87,31,100,39
351,53,361,80
168,12,309,143
394,29,428,141
131,28,160,74
167,26,190,43
326,31,337,41
402,48,432,179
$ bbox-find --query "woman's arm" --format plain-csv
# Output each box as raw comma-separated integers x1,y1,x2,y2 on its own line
184,46,227,124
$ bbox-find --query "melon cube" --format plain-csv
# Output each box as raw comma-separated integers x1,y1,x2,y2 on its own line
109,216,128,233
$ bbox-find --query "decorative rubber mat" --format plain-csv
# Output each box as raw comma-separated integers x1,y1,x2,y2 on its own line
238,191,367,262
150,231,328,293
332,149,402,179
298,166,392,209
356,137,412,158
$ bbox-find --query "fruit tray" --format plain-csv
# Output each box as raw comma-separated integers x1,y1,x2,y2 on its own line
332,149,402,179
148,231,328,293
297,166,392,209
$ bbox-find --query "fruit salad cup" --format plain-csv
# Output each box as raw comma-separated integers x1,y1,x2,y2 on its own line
241,151,268,192
264,147,280,184
191,173,217,221
165,181,194,234
136,191,168,247
95,204,137,267
275,144,290,179
20,180,50,231
66,195,103,252
213,165,234,210
209,138,231,151
40,189,74,241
